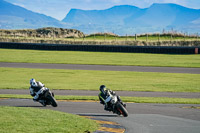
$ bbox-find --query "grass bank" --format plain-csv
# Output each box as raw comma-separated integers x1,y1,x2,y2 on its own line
1,94,200,104
0,67,200,92
1,31,200,47
0,49,200,67
0,106,99,133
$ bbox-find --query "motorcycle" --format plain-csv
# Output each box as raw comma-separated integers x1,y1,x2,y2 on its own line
39,88,57,107
104,91,128,117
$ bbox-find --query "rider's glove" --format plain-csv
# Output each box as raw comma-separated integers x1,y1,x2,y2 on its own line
31,94,36,96
112,91,116,95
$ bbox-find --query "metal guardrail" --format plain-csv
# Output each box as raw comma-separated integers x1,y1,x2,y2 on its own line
0,42,199,54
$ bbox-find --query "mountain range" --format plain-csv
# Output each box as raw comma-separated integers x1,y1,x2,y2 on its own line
1,0,200,35
0,0,65,29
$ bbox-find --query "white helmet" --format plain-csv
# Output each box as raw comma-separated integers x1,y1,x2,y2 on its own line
30,78,36,86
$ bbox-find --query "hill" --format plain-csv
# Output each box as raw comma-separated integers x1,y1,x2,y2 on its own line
63,4,200,35
0,0,65,29
0,27,84,38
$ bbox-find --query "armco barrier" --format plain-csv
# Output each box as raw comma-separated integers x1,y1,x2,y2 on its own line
0,42,199,54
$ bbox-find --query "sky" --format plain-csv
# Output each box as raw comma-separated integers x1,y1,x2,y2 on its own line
4,0,200,20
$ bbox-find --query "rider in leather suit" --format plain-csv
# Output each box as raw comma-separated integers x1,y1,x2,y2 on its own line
98,85,125,111
29,78,48,106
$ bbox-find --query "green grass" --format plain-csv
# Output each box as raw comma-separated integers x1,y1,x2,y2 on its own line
0,67,200,92
0,106,99,133
1,94,200,104
84,35,199,41
0,49,200,67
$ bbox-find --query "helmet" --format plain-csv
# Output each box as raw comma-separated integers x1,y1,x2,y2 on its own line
30,78,36,86
100,85,106,94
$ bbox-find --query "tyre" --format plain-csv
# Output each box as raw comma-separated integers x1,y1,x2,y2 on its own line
47,95,58,107
116,102,128,117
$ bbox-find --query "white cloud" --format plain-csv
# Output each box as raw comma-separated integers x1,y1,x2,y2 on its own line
12,2,25,8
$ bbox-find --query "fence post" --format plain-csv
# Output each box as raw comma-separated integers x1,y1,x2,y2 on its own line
53,31,55,40
195,48,198,54
170,34,173,41
184,33,186,41
146,34,148,42
135,34,137,41
93,34,95,41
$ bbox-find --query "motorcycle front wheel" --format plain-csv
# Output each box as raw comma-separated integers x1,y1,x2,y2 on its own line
47,95,58,107
116,102,128,117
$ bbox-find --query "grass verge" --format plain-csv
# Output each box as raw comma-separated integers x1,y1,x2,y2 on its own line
0,67,200,92
0,48,200,67
1,94,200,104
0,106,99,133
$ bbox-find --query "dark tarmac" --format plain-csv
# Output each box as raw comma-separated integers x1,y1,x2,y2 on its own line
1,62,200,74
1,89,199,98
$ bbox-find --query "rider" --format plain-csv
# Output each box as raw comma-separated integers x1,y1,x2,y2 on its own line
29,78,48,106
98,85,125,111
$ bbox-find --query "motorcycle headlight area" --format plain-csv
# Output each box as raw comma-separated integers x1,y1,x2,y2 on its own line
111,96,118,104
111,99,115,104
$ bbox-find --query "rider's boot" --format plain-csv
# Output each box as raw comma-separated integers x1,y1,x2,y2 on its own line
39,100,46,106
104,104,108,110
123,103,126,108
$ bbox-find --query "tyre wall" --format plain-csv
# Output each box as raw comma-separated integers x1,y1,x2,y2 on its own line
0,42,199,54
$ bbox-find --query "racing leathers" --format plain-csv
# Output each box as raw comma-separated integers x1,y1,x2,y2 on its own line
99,89,117,111
29,81,48,105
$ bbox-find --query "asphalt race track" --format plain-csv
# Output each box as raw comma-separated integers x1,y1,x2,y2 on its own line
1,62,200,132
1,62,200,74
1,98,200,133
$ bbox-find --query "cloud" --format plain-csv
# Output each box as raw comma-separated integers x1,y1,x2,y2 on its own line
12,2,25,8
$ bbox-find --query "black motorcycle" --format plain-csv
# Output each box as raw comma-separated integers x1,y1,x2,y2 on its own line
104,91,128,117
39,88,57,107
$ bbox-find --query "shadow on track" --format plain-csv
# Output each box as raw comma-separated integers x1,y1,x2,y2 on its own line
78,114,119,117
15,105,44,108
